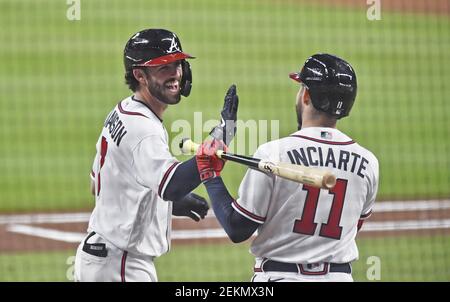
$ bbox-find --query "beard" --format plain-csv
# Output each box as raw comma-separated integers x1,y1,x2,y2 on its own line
296,103,303,130
147,78,181,105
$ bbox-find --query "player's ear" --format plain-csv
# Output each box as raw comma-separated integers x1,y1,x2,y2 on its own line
302,87,311,105
133,69,148,86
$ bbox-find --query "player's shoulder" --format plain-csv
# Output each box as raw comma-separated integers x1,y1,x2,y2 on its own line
350,140,379,180
332,129,378,164
254,138,283,154
360,144,378,161
353,141,378,166
254,129,323,156
253,136,294,162
335,130,379,180
255,139,279,152
114,96,165,136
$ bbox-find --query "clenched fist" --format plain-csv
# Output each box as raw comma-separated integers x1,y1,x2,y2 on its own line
195,139,228,183
172,193,210,222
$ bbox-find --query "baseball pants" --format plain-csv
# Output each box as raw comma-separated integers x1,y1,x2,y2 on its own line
74,232,157,282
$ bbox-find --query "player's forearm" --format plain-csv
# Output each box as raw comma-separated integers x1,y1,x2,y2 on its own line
163,157,201,201
204,177,258,243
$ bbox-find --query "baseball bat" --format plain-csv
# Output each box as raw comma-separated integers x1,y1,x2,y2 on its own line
180,138,336,190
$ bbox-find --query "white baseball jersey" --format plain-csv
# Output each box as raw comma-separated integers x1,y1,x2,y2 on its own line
233,127,379,264
88,96,180,257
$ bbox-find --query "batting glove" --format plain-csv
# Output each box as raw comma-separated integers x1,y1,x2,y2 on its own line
209,84,239,145
172,193,209,222
196,139,227,182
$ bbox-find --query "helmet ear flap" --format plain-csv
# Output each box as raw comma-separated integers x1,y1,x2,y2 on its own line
180,60,192,97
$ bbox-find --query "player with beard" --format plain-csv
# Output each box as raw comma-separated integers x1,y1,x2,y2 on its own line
198,54,378,282
74,29,239,282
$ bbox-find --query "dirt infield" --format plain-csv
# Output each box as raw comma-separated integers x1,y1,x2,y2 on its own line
0,200,449,253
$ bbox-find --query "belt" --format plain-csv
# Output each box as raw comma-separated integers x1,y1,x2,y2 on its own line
258,260,351,275
82,231,108,257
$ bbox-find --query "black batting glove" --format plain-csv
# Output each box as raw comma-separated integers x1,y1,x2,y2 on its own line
209,84,239,145
172,193,210,222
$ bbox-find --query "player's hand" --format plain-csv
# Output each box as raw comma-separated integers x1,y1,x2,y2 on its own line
206,139,227,175
195,139,228,182
172,193,209,222
209,84,239,145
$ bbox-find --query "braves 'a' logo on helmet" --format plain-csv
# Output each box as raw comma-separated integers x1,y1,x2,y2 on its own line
162,34,181,54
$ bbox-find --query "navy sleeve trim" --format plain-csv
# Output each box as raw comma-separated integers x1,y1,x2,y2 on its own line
232,199,266,223
360,210,372,220
162,157,202,201
117,101,149,119
158,162,180,198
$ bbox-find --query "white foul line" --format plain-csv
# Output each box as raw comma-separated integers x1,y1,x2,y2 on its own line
363,219,450,232
5,224,228,243
2,199,450,243
5,219,450,243
0,211,215,225
0,199,449,225
171,228,228,240
6,224,86,243
373,200,450,212
0,213,91,225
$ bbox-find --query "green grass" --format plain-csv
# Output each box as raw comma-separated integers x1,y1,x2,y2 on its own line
0,0,448,283
0,250,75,282
158,235,450,282
353,235,450,281
0,0,449,211
0,234,449,281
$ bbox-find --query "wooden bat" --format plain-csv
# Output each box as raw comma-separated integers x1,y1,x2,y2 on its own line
179,138,336,190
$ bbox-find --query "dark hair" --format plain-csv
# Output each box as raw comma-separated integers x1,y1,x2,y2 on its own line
125,68,149,92
125,69,139,92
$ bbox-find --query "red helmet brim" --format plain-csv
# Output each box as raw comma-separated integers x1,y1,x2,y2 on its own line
136,52,194,67
289,72,302,83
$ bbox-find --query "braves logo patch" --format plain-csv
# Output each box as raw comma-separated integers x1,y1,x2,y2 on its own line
162,34,181,53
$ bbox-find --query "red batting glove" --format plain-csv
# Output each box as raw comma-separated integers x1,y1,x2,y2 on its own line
196,140,228,182
196,143,216,182
207,139,227,176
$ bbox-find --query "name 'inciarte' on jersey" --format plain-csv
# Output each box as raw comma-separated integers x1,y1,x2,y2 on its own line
104,110,127,147
287,147,369,179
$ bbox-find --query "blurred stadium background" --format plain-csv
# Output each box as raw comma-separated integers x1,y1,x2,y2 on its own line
0,0,449,281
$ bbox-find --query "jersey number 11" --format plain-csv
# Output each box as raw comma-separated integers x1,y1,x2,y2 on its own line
293,179,348,240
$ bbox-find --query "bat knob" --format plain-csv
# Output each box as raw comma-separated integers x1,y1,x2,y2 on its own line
179,138,189,150
179,138,200,154
322,173,337,190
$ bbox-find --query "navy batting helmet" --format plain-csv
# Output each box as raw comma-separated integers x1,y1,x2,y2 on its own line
124,29,194,97
289,53,357,119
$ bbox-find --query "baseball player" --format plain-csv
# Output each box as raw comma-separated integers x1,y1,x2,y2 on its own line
74,28,239,282
198,54,379,282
